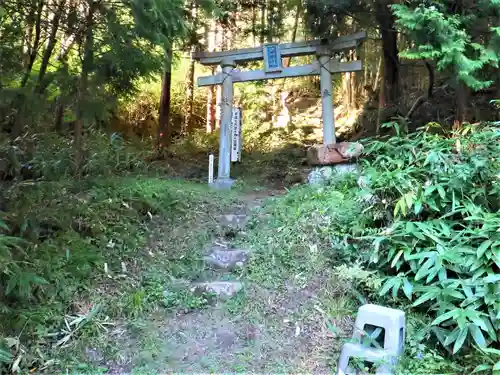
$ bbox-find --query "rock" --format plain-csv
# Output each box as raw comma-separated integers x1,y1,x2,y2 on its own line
307,142,363,166
214,329,236,349
308,166,335,185
337,142,364,159
307,144,346,165
85,347,104,363
204,247,249,270
193,281,243,299
334,163,359,176
307,164,359,185
218,214,249,229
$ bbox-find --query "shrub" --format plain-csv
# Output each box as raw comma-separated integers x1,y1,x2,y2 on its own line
357,123,500,354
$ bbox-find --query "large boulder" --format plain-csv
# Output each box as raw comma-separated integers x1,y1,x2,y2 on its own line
307,142,363,166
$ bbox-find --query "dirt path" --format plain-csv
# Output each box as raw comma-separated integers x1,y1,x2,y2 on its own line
100,187,352,374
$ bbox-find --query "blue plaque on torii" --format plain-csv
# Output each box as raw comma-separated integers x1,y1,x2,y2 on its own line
263,44,282,72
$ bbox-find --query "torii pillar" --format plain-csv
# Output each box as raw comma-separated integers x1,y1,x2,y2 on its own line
192,32,366,189
318,49,336,145
215,58,236,189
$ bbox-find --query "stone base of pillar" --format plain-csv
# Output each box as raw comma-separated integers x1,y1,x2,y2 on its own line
307,142,364,166
307,164,359,185
210,178,235,190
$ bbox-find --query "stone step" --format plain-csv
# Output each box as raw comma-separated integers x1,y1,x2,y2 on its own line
203,245,249,271
217,214,249,230
191,280,244,300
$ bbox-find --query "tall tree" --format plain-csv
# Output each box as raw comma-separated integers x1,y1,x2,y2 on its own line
375,0,399,110
183,0,199,135
392,0,500,126
205,20,217,133
158,47,173,150
74,0,96,174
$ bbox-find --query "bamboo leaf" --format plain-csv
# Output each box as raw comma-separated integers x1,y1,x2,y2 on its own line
403,278,413,300
391,250,404,268
469,324,486,347
472,364,491,373
477,240,492,258
380,278,397,296
432,309,457,326
453,328,468,354
414,199,423,215
437,185,446,200
392,278,402,299
412,289,438,307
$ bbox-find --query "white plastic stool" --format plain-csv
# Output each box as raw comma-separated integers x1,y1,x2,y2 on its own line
336,304,406,375
352,304,405,355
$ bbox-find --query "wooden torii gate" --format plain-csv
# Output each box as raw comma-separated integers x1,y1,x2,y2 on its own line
193,31,366,188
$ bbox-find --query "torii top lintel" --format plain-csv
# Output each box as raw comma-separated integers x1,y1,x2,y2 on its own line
192,31,366,66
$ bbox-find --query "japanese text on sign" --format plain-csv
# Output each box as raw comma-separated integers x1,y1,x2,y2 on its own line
231,107,242,162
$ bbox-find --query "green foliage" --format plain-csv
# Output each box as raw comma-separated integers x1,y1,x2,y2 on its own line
163,289,214,311
469,347,500,374
0,342,12,366
0,163,231,372
240,171,370,289
0,129,153,180
0,0,188,136
397,315,463,374
392,1,500,90
358,123,500,354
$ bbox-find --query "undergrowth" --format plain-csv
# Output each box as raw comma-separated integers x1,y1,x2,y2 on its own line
241,122,500,373
0,131,236,372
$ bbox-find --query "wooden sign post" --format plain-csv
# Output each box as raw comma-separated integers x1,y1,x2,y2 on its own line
193,32,366,188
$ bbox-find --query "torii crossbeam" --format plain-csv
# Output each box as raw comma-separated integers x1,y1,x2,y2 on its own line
193,31,366,188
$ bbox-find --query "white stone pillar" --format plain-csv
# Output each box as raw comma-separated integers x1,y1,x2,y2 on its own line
215,59,235,188
318,53,336,144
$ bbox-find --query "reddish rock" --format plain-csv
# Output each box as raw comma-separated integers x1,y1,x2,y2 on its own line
307,142,363,166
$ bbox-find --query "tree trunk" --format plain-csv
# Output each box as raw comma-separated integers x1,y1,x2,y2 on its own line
252,0,257,46
12,0,45,138
24,2,35,67
206,68,216,133
21,0,44,88
259,0,266,44
454,80,468,129
215,22,224,129
206,21,216,133
183,1,197,134
36,0,66,93
158,46,173,151
283,1,301,67
74,0,96,175
375,0,399,108
184,58,196,134
266,0,274,42
351,49,360,109
376,56,385,135
373,55,382,92
54,98,65,132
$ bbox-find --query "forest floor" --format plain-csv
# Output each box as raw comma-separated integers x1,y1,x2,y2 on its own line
57,168,358,375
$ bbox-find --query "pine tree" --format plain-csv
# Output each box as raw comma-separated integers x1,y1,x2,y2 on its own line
392,1,500,91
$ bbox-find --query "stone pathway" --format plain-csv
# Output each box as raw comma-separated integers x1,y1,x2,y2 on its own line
194,206,254,299
103,187,349,374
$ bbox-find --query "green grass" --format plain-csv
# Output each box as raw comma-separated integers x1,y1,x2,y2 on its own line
0,175,237,372
238,173,369,289
231,154,496,374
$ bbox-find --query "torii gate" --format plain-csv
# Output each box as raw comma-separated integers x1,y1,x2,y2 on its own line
193,31,366,188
